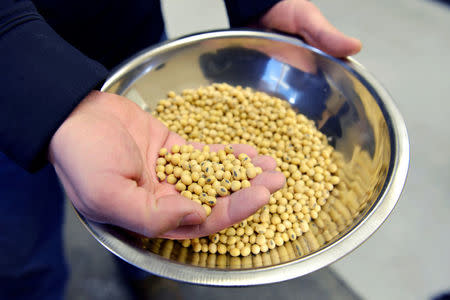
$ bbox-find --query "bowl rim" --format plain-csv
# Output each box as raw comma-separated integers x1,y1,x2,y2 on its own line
76,29,410,286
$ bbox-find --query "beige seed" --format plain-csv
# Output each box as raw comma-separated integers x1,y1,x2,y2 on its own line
207,196,217,206
215,170,224,180
236,227,245,236
212,181,221,190
191,171,200,182
240,246,251,257
197,177,206,186
192,242,201,253
251,244,261,255
260,244,269,253
156,165,165,173
181,239,191,248
221,179,231,189
156,157,166,166
165,164,174,175
180,144,189,153
264,229,275,239
167,174,177,184
241,180,251,188
227,236,237,245
216,186,228,197
171,145,180,153
207,188,217,197
276,223,286,233
180,160,190,170
219,234,228,244
191,184,202,195
256,234,266,246
159,148,168,156
203,204,212,216
156,172,166,181
267,239,276,249
244,226,254,236
205,176,215,185
226,227,236,236
217,243,227,255
181,174,192,185
224,145,234,154
223,171,232,180
231,181,242,192
208,243,217,254
330,176,340,185
271,215,281,225
192,164,202,173
181,190,192,199
230,247,240,257
274,235,284,246
173,167,183,178
175,181,186,192
246,167,257,179
231,167,241,180
210,233,220,244
238,153,249,161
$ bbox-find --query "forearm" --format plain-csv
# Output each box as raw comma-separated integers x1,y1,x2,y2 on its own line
0,1,108,171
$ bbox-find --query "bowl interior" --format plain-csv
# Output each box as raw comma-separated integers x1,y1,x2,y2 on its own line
82,31,401,284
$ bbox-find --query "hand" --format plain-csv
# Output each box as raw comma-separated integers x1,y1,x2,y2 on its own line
49,91,285,239
260,0,362,57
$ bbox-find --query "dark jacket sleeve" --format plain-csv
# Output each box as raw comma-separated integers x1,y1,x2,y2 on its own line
0,1,108,172
224,0,281,27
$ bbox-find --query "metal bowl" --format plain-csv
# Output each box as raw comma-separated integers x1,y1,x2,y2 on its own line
75,30,409,285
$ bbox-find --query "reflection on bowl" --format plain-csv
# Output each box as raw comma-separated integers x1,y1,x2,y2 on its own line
75,30,409,286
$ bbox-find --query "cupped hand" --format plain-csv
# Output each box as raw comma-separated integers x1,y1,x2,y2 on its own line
49,91,285,239
260,0,362,57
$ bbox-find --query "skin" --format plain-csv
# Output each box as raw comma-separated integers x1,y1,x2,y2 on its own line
260,0,362,57
49,92,285,239
48,0,361,239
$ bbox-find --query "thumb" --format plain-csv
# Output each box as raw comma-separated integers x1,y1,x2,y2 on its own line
75,175,206,238
297,8,362,57
293,2,362,57
261,1,362,57
146,193,207,236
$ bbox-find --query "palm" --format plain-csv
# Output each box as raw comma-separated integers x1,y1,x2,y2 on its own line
49,92,285,239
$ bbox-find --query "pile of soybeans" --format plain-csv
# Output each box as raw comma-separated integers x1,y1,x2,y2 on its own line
152,83,341,257
155,144,262,218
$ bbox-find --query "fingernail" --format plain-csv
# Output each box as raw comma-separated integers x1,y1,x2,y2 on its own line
179,212,203,226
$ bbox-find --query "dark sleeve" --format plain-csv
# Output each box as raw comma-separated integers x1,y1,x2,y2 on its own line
224,0,281,27
0,1,108,172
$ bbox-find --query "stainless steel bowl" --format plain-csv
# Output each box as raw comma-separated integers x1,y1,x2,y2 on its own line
75,30,409,285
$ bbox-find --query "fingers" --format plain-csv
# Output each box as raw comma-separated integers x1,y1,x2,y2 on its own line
148,193,207,231
162,185,271,239
77,174,206,238
261,0,362,57
211,185,270,229
153,127,281,239
251,155,277,171
250,170,286,193
161,168,285,239
295,2,362,57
